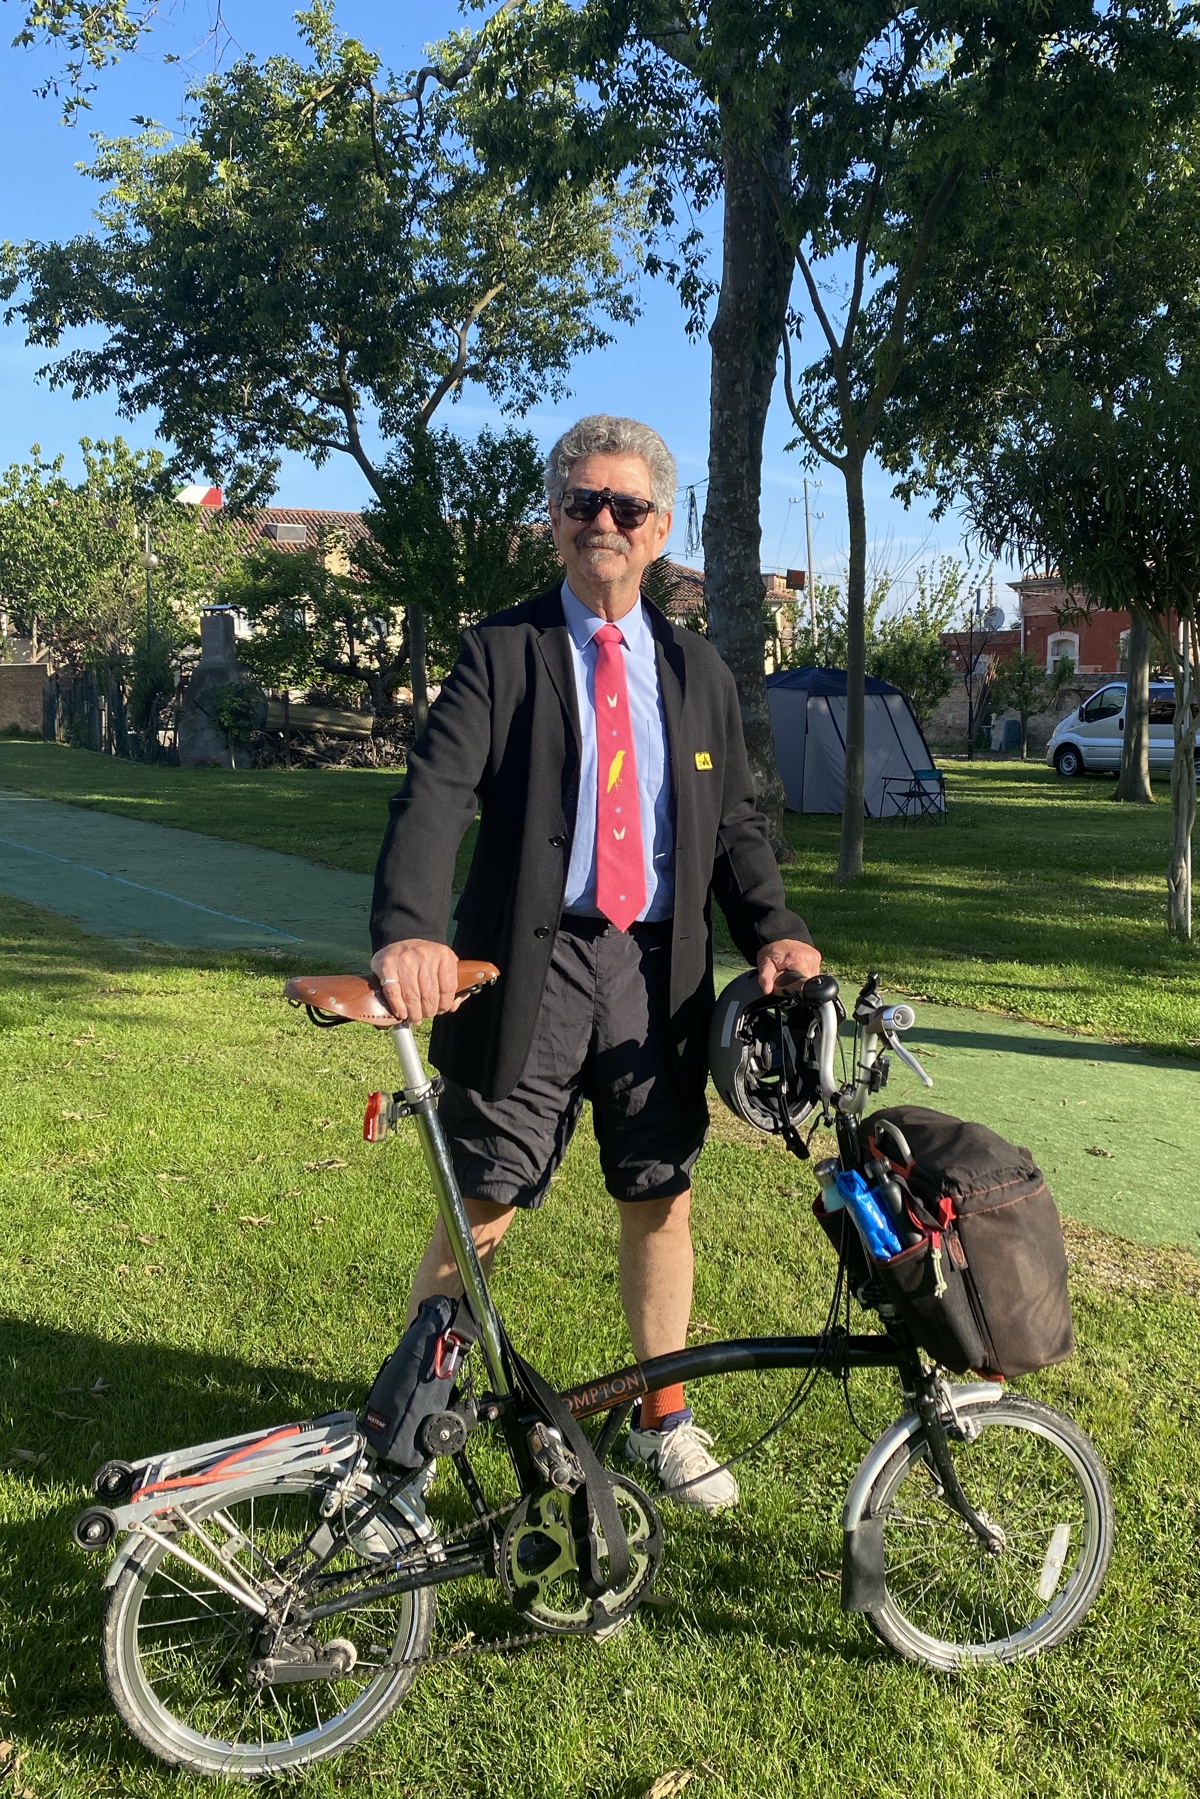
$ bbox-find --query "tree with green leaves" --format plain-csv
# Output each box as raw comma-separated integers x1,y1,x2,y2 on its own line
218,530,370,717
225,425,560,738
958,375,1200,936
0,436,237,752
885,55,1200,932
771,0,1199,877
356,425,561,707
2,4,639,723
468,1,1192,878
467,1,896,855
989,650,1075,761
793,555,968,727
7,0,148,120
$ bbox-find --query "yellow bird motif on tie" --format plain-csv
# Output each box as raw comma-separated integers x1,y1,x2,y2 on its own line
606,749,626,793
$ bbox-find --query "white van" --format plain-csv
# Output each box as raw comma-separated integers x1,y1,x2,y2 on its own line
1046,680,1194,776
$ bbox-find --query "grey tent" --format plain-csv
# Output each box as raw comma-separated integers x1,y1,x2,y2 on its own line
766,665,944,816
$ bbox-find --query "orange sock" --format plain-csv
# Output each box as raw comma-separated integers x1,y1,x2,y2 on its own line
638,1384,686,1430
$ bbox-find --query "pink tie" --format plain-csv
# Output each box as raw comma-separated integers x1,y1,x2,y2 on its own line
593,623,646,932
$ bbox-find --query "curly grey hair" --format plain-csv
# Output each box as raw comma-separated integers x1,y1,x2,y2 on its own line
544,415,677,515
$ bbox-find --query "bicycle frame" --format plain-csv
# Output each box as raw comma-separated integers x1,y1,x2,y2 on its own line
380,1010,1004,1592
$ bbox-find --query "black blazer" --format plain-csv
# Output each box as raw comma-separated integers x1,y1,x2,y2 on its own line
371,586,811,1099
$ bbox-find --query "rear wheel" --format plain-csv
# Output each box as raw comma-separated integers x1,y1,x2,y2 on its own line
864,1396,1113,1669
102,1475,434,1776
1054,744,1085,777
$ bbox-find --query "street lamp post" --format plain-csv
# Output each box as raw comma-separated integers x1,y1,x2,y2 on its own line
139,518,159,646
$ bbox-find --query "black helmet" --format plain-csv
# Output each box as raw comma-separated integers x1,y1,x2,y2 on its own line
708,969,824,1135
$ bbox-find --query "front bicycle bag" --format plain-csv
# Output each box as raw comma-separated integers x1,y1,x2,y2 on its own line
861,1105,1073,1378
360,1295,477,1471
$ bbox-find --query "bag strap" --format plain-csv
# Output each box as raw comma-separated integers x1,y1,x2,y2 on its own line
505,1341,631,1598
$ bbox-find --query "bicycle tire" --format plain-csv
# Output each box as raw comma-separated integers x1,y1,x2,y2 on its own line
101,1473,435,1776
864,1395,1113,1668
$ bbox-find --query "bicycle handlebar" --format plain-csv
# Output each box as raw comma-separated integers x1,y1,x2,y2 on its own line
789,975,932,1113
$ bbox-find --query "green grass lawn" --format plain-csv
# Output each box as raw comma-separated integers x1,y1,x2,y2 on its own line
2,742,1197,1056
2,895,1198,1797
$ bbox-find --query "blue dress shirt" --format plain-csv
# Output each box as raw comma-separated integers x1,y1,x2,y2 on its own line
560,581,675,921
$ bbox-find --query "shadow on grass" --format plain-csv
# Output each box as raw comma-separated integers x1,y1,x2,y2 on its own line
0,888,342,1015
0,1313,360,1763
0,1314,860,1774
910,1023,1197,1070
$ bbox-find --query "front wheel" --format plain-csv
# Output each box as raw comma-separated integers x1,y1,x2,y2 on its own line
1054,744,1085,777
102,1474,435,1776
864,1396,1113,1669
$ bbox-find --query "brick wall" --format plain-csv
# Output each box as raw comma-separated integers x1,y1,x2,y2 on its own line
0,663,48,732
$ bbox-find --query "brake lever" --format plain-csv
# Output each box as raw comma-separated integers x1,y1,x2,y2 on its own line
883,1030,933,1089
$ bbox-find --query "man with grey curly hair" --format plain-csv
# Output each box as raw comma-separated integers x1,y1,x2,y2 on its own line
371,413,821,1513
543,413,678,515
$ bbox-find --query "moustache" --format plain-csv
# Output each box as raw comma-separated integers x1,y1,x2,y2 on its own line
577,530,630,554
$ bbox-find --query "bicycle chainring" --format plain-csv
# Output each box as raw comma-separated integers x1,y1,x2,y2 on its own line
497,1476,662,1637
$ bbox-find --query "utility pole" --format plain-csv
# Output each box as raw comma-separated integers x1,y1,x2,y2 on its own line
804,478,817,649
964,584,993,761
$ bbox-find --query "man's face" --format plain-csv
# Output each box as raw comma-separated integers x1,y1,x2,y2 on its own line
549,452,672,611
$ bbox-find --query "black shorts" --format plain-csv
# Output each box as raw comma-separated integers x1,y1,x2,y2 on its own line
437,916,709,1208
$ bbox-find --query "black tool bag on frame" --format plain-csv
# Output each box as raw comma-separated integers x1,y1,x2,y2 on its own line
360,1294,478,1471
849,1105,1074,1378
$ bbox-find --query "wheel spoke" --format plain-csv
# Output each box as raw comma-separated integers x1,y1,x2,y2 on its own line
868,1400,1111,1666
106,1474,435,1773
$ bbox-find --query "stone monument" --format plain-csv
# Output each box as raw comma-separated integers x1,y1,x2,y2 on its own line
178,608,267,768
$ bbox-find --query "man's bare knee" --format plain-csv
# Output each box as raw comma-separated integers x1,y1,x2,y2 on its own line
406,1197,515,1321
619,1188,692,1242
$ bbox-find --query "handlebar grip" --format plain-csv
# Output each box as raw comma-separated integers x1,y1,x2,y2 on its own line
864,1003,915,1035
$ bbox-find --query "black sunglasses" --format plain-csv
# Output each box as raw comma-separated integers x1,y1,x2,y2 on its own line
560,487,657,528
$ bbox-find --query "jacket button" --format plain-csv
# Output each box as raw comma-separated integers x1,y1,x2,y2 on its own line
549,834,566,849
534,925,550,939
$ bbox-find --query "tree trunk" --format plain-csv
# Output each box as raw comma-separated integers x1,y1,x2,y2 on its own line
1114,608,1153,804
702,115,794,858
282,689,291,769
409,603,430,743
1166,614,1197,939
836,457,868,882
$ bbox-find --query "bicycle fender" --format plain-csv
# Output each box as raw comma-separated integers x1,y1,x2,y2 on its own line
103,1533,144,1589
839,1382,1006,1613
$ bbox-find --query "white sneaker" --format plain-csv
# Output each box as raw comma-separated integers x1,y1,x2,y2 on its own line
624,1420,739,1512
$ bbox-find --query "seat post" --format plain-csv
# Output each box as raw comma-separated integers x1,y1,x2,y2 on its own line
389,1023,511,1397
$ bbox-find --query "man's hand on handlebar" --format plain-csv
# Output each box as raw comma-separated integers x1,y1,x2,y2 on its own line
370,940,464,1024
757,938,822,995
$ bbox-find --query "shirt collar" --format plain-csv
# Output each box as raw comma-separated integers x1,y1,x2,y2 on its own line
561,579,650,653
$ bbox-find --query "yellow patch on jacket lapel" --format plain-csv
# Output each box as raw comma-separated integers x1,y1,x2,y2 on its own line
694,751,713,771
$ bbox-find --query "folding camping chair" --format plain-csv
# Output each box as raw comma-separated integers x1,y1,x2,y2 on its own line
880,769,947,823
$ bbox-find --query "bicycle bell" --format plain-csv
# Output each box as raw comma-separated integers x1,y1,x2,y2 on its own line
708,968,826,1134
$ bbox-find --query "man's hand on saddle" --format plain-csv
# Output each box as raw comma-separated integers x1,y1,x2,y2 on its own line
371,940,465,1024
756,938,823,996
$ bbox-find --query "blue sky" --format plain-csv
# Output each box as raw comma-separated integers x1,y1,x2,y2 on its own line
0,0,1021,611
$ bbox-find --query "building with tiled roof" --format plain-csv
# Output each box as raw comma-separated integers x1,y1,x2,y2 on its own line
226,507,371,572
